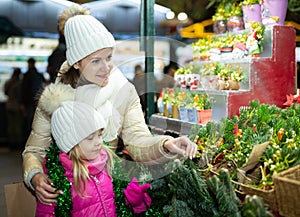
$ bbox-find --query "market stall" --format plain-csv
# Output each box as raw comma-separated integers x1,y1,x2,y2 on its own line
148,1,299,216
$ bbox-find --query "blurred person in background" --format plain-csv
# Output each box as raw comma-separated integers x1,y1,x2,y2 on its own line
158,62,178,89
131,64,146,116
20,57,46,140
46,4,88,83
47,35,66,83
4,67,23,149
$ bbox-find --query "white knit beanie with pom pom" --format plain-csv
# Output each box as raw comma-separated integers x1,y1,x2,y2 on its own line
64,14,116,65
39,83,106,153
51,101,106,153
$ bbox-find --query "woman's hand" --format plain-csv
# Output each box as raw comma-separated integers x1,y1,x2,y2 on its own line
163,136,197,159
31,173,62,205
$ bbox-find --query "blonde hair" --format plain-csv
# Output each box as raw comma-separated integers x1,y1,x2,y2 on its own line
68,143,117,196
58,4,90,36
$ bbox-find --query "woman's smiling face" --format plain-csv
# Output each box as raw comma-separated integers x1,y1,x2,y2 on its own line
76,48,114,87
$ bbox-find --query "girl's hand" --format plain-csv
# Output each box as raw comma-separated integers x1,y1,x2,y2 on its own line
124,177,151,214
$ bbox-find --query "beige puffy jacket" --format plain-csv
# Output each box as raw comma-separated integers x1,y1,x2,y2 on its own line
22,69,175,189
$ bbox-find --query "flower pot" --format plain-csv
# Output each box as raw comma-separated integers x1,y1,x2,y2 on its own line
227,16,245,32
217,80,240,90
179,107,189,122
174,74,186,89
262,0,288,26
228,80,240,90
172,104,179,119
168,102,173,117
187,108,198,123
163,102,169,117
213,20,227,34
242,4,262,29
217,80,230,90
201,75,218,90
197,109,212,124
157,98,164,114
186,74,200,90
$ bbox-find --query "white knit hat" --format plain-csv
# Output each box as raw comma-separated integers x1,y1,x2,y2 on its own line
64,14,116,65
51,101,106,153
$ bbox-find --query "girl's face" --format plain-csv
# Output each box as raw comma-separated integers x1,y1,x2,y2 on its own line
76,48,113,87
79,129,104,161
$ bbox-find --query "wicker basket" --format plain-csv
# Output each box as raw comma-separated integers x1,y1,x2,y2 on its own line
273,165,300,217
201,162,278,211
234,159,278,211
235,181,277,211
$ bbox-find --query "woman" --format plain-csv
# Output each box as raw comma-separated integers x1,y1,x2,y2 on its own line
22,4,197,206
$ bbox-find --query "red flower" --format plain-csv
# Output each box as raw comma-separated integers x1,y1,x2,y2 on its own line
233,123,239,136
295,94,300,104
283,94,295,107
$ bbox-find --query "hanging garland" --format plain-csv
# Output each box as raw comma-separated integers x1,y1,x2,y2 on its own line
45,143,73,217
45,142,163,217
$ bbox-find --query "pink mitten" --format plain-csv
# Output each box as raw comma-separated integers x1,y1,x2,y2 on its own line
124,177,152,213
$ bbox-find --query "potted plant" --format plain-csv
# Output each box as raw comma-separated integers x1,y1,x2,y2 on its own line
242,0,262,29
192,38,211,61
162,88,174,117
171,88,186,119
174,90,189,121
184,63,203,90
227,2,245,32
174,66,187,89
262,0,288,26
184,91,199,123
199,62,219,90
194,93,215,124
246,21,265,57
212,0,233,34
216,64,245,90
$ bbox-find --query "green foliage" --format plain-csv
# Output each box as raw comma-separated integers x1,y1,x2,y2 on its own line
112,158,164,217
211,0,244,21
149,159,217,217
127,157,273,217
191,99,300,189
242,0,261,6
242,195,273,217
288,0,300,13
207,169,241,217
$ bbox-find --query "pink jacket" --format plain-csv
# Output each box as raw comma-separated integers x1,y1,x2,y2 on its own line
35,150,117,217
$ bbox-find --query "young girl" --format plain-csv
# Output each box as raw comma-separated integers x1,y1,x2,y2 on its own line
35,85,151,217
35,96,118,216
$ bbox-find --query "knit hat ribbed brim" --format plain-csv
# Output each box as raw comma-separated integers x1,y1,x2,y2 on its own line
64,15,116,65
51,101,106,153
